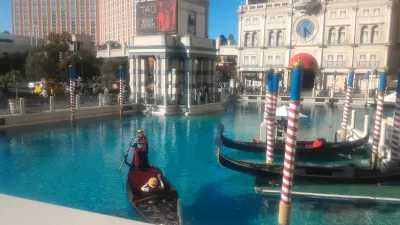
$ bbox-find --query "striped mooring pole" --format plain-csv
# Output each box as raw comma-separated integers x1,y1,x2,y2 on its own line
265,70,275,164
69,65,75,123
364,71,370,107
263,69,274,122
391,70,400,151
330,71,336,99
278,57,304,225
340,69,355,141
371,69,387,170
119,65,124,116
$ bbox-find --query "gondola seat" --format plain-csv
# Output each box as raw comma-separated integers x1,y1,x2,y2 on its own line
128,168,161,190
305,139,324,149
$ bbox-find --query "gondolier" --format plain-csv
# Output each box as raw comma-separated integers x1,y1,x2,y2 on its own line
126,130,149,171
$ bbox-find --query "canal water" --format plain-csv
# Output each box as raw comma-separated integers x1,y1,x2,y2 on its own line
0,102,398,225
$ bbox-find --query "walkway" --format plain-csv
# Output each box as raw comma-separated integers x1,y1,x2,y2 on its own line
0,194,150,225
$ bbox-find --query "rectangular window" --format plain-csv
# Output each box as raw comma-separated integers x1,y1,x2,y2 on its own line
363,9,369,16
188,11,196,36
267,56,273,65
340,11,346,18
373,8,380,16
244,56,249,65
278,16,283,22
253,18,258,24
330,12,336,18
246,19,250,25
251,56,256,65
275,55,281,65
270,17,274,22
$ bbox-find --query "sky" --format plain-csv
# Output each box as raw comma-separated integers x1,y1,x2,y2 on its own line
0,0,241,40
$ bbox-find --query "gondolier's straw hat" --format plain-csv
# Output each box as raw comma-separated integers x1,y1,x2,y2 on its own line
149,177,159,187
137,129,144,134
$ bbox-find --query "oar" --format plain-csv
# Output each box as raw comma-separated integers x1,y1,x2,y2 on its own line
118,137,135,172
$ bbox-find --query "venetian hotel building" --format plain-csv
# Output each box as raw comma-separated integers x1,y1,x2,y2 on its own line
228,0,400,92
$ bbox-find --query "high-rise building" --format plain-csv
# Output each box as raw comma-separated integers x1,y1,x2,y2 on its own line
99,0,136,45
11,0,100,44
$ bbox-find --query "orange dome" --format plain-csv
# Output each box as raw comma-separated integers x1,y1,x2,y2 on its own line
288,53,318,68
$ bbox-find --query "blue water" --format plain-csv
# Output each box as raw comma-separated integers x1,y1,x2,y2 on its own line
0,102,399,225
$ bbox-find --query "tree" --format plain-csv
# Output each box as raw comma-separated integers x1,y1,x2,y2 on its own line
2,30,10,34
47,32,61,44
0,70,24,87
25,51,56,80
219,34,228,45
99,58,125,87
228,34,234,41
60,32,72,45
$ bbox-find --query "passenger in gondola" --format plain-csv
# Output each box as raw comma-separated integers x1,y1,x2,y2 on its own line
141,174,165,193
130,129,149,170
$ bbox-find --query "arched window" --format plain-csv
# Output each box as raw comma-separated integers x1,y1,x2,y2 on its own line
361,26,369,43
245,33,251,47
328,28,336,44
276,30,283,46
371,25,379,43
268,31,275,46
338,27,345,44
252,32,258,47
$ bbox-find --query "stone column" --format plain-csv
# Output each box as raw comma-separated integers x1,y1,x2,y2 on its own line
171,69,177,105
351,7,359,44
184,57,193,107
157,56,162,101
140,58,148,103
153,56,158,98
386,5,392,43
238,15,243,48
135,57,141,102
206,59,212,103
161,56,170,106
129,56,136,101
261,15,266,47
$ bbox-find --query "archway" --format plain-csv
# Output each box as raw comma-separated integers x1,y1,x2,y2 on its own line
288,53,318,91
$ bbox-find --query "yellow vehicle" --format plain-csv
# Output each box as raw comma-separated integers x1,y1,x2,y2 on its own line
33,78,65,94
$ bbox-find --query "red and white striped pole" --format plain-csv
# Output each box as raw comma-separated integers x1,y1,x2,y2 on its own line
260,69,274,143
265,70,275,164
119,65,124,116
278,57,304,225
69,65,75,123
371,69,387,170
340,69,355,141
391,70,400,151
364,71,370,107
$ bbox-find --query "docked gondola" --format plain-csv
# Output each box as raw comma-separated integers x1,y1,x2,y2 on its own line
218,124,369,157
126,166,182,225
216,147,400,184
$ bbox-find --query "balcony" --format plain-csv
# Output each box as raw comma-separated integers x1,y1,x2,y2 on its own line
325,61,346,68
265,64,283,69
294,0,320,11
357,61,380,68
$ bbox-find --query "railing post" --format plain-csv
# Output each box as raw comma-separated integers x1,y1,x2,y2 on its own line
76,95,81,110
50,96,55,112
99,93,103,107
19,98,25,115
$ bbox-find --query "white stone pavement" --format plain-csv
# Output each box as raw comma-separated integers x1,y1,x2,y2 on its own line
0,194,150,225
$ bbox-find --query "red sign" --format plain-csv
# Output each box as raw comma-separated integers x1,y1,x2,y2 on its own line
137,0,177,35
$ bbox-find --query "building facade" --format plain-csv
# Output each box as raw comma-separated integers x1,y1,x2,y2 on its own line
0,33,45,53
228,0,400,94
99,0,136,45
11,0,100,43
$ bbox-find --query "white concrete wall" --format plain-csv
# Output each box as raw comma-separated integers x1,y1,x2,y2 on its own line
177,0,208,38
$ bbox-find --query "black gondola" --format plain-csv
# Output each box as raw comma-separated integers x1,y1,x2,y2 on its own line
217,147,400,184
219,124,369,157
126,166,182,225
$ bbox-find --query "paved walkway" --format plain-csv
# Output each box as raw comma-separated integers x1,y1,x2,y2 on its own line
0,194,150,225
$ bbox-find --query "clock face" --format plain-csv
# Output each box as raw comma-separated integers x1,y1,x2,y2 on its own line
296,19,315,40
293,16,319,43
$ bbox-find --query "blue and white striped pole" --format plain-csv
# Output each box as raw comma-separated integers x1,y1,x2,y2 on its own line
371,70,387,169
266,72,280,164
340,69,354,140
278,57,303,225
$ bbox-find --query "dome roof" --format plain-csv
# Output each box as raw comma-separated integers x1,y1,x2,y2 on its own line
288,53,318,69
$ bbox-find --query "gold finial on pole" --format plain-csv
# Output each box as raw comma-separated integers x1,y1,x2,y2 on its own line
292,56,305,68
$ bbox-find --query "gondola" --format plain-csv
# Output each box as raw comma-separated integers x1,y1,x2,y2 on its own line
218,124,369,157
217,147,400,184
126,166,182,225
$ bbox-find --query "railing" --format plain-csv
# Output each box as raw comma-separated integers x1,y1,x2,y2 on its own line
357,61,380,68
243,2,290,10
325,61,346,67
265,64,283,68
